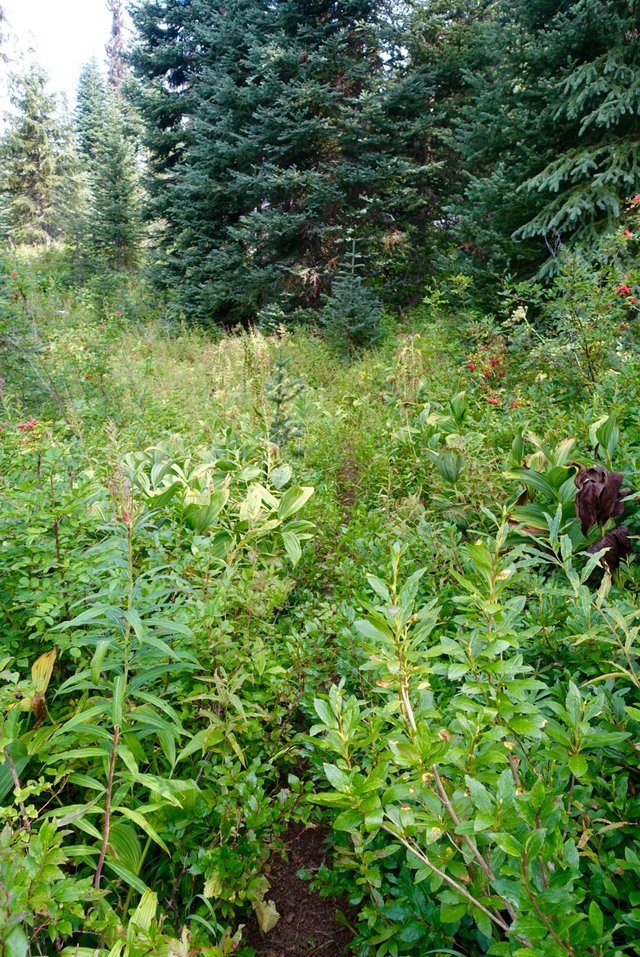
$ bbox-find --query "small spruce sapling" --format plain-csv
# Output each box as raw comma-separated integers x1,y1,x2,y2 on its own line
320,240,383,356
264,354,304,449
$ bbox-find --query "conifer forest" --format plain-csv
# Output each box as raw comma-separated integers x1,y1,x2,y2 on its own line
1,1,640,955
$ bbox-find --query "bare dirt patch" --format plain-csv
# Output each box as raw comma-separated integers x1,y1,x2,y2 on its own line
243,823,354,957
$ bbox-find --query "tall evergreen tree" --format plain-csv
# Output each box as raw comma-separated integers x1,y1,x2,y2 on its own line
0,65,68,245
516,0,640,251
89,92,142,269
382,0,492,288
76,59,109,161
454,0,640,279
129,0,199,227
132,0,433,324
74,61,142,270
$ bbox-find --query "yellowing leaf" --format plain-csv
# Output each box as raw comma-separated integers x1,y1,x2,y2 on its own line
129,890,158,935
31,648,57,694
253,898,280,934
203,871,223,899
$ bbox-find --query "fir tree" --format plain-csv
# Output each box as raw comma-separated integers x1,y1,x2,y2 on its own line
76,60,108,162
132,0,432,324
129,0,199,229
320,239,383,355
454,0,640,279
87,91,142,270
0,65,68,245
516,0,640,254
378,0,491,294
74,63,142,271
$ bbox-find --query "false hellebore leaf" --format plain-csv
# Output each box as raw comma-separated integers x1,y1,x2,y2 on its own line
574,466,629,535
587,525,633,573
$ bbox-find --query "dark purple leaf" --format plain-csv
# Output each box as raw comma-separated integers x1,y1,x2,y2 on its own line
575,466,628,535
587,525,632,573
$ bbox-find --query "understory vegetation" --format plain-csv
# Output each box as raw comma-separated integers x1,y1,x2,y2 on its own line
1,223,640,956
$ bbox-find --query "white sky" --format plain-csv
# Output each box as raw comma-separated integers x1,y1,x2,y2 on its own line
1,0,122,111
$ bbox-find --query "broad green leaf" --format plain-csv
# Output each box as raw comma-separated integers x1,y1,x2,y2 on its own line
104,859,149,895
507,468,556,500
588,900,604,936
51,703,111,740
108,821,142,874
313,699,336,728
112,674,125,726
4,926,29,957
271,464,292,489
278,485,314,520
568,754,588,778
323,763,350,790
128,890,158,937
355,618,393,642
112,807,170,854
282,530,302,566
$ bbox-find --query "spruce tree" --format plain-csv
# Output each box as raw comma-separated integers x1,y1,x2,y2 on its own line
0,65,67,245
91,92,142,269
379,0,491,293
454,0,640,279
516,0,640,254
76,60,109,162
132,0,432,324
74,62,142,271
320,239,383,355
129,0,199,228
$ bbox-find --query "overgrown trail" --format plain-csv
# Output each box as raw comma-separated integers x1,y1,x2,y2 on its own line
2,254,640,957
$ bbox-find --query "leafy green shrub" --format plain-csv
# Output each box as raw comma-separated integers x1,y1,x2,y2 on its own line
0,415,315,953
309,522,640,955
504,240,639,398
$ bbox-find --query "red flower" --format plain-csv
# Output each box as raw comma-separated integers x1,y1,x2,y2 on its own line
623,229,633,239
618,284,632,296
510,399,523,409
467,361,476,371
484,368,492,378
485,396,500,406
17,419,38,431
10,271,17,278
85,373,91,380
628,297,638,305
114,309,122,316
631,194,640,204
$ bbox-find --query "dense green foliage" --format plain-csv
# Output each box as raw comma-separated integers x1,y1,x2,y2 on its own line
0,66,77,246
2,1,640,955
1,204,640,953
131,0,433,323
454,0,640,279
